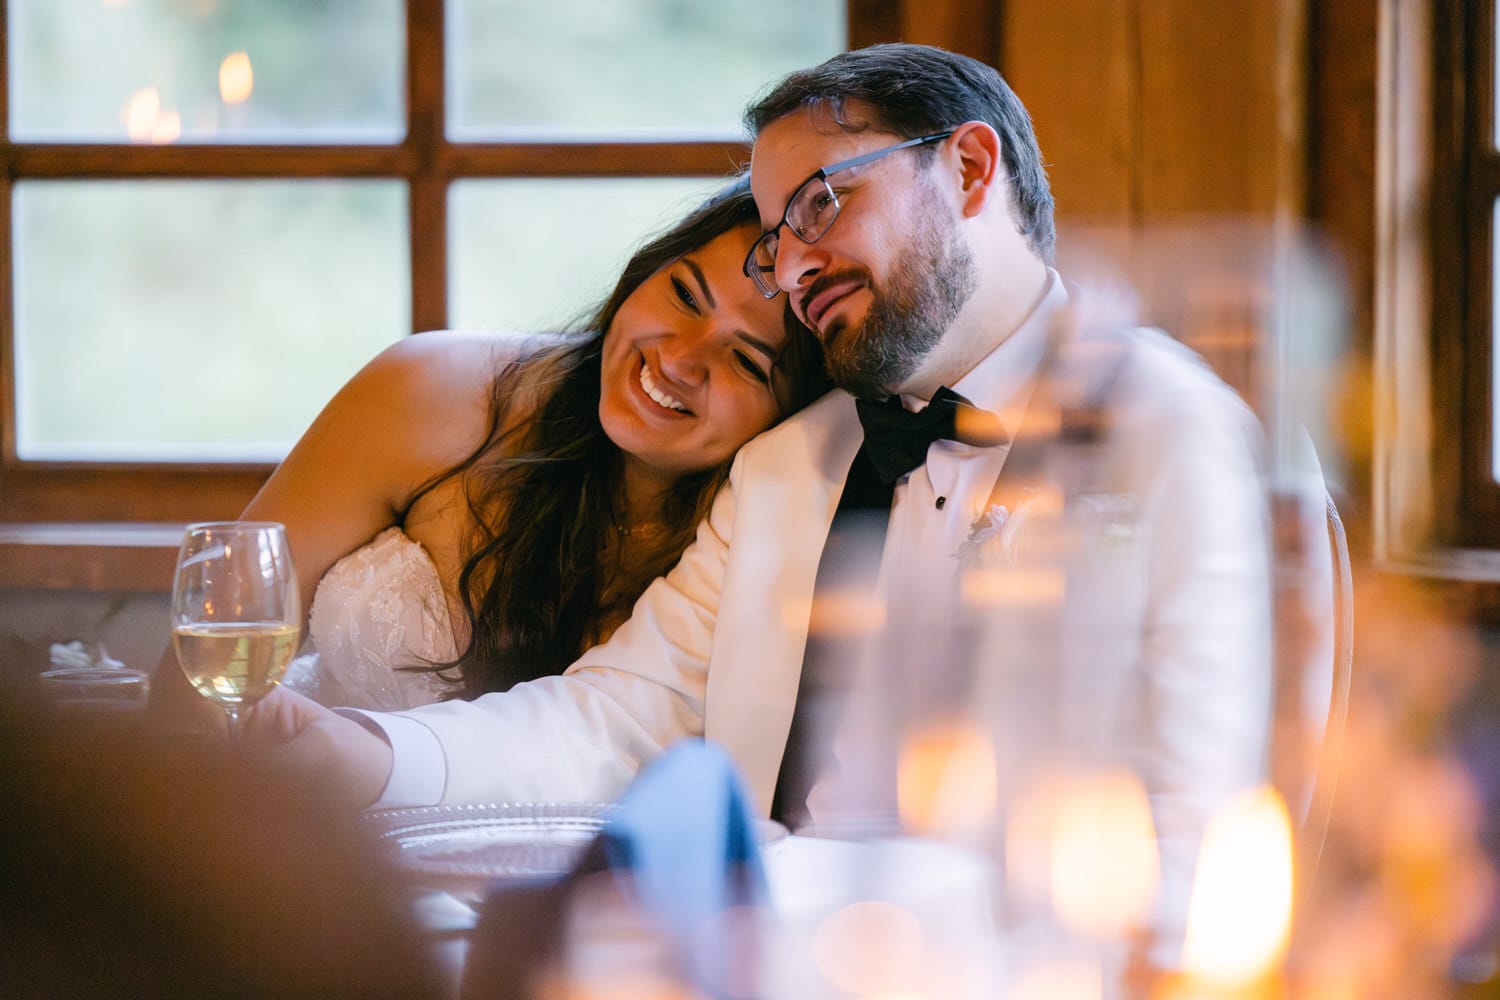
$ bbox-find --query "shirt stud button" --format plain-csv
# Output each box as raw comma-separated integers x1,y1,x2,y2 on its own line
935,496,946,510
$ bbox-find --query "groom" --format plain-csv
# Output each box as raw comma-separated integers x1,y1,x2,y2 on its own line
253,42,1272,960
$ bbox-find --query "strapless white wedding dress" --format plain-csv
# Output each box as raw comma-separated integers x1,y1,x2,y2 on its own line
282,527,458,711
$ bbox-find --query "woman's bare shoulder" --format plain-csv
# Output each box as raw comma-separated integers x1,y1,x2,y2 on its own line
359,330,569,407
333,330,568,470
368,329,565,388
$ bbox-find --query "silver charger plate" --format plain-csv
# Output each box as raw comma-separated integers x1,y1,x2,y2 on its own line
366,802,789,888
367,802,612,883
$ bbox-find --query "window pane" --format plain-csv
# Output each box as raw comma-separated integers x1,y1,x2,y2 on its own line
448,0,846,139
1494,197,1500,479
8,0,403,143
448,177,722,331
14,180,409,461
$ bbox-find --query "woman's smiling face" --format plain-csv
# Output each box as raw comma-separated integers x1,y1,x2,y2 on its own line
598,223,792,486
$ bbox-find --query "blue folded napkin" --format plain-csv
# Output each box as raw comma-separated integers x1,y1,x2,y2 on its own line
460,739,769,1000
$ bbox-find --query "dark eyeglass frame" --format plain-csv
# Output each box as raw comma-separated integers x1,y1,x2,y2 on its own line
742,130,955,299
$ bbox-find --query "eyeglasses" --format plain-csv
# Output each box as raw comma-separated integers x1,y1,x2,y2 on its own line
742,130,954,299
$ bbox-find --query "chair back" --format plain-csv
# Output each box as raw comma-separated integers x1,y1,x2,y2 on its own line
1301,493,1353,878
1269,481,1352,891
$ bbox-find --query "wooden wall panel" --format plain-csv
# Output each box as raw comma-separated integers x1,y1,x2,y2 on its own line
1135,0,1297,217
851,0,998,62
999,2,1135,223
999,2,1316,451
1000,1,1305,225
900,0,1001,66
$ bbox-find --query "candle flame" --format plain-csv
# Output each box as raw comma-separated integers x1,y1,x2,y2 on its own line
150,110,181,144
1006,779,1058,908
122,87,180,144
1180,785,1294,985
219,51,254,104
537,970,692,1000
897,717,997,837
124,88,160,141
960,566,1066,609
802,586,886,637
811,900,923,996
1050,769,1160,938
1008,960,1103,1000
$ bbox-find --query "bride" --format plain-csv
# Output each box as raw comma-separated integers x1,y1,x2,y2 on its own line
153,176,828,716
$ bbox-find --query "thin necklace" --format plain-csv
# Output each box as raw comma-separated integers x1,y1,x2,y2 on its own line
613,517,669,538
611,488,668,539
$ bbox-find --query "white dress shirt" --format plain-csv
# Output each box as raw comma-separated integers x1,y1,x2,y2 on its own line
800,270,1065,828
877,269,1061,625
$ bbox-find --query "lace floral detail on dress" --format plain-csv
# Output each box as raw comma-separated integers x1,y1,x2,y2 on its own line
284,527,459,711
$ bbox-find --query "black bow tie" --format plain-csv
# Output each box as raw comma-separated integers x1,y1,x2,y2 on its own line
854,386,1009,484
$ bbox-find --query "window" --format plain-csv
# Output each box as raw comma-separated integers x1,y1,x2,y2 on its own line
1375,0,1500,573
1432,0,1500,549
0,0,847,524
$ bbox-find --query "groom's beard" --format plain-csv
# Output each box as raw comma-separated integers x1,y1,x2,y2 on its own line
822,197,977,400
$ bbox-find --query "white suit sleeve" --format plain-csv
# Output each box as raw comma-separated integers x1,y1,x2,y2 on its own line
344,458,742,807
334,708,446,808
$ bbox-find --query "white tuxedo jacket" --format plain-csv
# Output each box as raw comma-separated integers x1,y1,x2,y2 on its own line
386,325,1273,833
377,320,1273,963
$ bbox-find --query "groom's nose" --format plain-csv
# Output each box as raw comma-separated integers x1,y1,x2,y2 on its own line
774,234,827,301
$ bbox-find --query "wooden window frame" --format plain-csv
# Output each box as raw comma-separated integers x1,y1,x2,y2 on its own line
0,6,772,525
1374,0,1500,578
0,0,997,589
1438,0,1500,546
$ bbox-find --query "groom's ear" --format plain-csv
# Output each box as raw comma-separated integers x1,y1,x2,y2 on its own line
947,121,1003,219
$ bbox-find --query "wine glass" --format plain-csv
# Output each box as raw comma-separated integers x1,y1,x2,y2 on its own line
171,521,300,726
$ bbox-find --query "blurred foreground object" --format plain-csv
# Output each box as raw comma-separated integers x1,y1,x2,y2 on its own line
787,217,1356,995
0,677,444,1000
460,739,769,1000
40,637,148,717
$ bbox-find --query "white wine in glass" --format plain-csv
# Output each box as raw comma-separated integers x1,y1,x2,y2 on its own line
171,521,300,723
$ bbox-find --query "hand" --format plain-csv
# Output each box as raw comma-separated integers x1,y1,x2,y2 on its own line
239,686,395,810
148,645,230,738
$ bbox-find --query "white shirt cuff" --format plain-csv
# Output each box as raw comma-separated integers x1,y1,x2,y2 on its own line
334,708,446,809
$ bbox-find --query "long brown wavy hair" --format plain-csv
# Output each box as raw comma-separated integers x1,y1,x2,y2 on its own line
403,176,829,698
